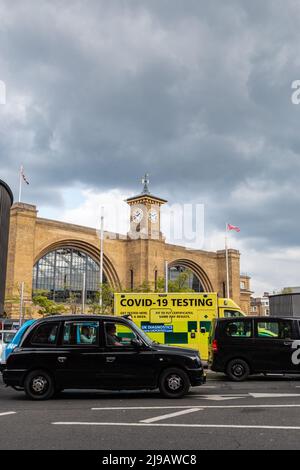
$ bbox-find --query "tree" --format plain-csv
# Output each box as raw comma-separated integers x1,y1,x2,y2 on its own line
5,283,35,319
65,291,81,314
32,290,66,317
87,283,115,314
156,271,195,293
134,280,152,293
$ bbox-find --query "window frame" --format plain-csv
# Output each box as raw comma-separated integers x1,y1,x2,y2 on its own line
254,319,295,340
32,247,104,304
103,321,139,350
28,321,61,347
222,319,253,339
223,310,244,318
58,320,101,348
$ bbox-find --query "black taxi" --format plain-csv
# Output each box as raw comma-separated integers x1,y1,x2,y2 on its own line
2,315,205,399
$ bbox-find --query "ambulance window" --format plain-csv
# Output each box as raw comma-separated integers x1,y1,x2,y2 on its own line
224,310,242,318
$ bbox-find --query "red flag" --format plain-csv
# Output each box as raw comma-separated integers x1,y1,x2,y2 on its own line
227,224,240,232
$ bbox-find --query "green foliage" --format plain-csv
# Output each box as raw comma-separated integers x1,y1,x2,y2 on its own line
65,291,81,314
168,271,195,292
32,290,66,317
134,280,152,293
156,277,166,292
87,283,115,314
156,271,195,292
122,271,196,294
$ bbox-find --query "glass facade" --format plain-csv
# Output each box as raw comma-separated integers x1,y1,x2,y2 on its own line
168,265,203,292
33,248,105,303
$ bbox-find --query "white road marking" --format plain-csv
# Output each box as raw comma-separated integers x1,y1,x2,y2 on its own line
195,386,216,388
193,394,249,397
92,406,204,410
140,408,202,424
202,404,300,409
194,393,300,400
249,393,300,398
193,394,249,401
92,404,300,411
52,421,300,430
0,412,16,417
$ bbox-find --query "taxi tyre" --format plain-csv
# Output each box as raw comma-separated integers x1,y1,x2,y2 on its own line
226,358,250,382
158,367,190,398
24,369,55,400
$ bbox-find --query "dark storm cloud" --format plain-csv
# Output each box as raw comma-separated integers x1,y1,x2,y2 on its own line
0,0,300,251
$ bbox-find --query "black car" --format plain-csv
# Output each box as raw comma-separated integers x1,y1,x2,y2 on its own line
208,316,300,381
2,314,205,399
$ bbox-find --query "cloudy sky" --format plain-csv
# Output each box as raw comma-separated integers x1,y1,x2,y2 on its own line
1,0,300,295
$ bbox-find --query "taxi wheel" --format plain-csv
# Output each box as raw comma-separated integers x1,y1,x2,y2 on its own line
159,368,190,398
226,359,250,382
24,370,55,400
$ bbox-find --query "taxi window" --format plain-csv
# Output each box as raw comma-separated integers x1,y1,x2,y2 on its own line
30,323,59,345
104,322,137,348
224,320,252,338
62,321,99,346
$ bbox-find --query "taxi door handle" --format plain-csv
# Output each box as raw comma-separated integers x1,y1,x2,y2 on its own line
284,341,293,346
57,356,67,363
106,356,116,363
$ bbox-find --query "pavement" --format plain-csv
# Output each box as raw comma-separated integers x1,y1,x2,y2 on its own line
2,371,300,449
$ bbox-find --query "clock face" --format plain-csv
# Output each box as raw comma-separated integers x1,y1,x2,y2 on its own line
148,209,158,223
132,208,143,224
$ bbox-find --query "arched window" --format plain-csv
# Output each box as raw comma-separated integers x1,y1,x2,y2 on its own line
168,265,204,292
33,248,106,303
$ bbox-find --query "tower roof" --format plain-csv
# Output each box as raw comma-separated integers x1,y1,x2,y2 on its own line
125,173,167,205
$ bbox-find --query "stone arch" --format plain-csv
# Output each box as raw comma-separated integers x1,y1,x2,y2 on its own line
34,239,121,290
168,258,214,292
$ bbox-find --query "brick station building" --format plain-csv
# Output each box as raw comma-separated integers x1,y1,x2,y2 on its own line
4,180,251,317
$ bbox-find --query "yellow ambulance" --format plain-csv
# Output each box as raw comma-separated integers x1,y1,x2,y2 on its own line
114,292,244,360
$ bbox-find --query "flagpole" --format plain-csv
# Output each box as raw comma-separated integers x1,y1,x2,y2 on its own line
19,281,24,326
18,165,23,202
99,206,104,311
225,223,230,299
165,260,168,293
82,272,86,314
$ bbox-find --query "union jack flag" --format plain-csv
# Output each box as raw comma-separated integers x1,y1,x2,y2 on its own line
21,166,29,185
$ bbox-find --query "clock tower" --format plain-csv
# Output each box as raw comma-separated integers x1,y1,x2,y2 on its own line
126,173,167,240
